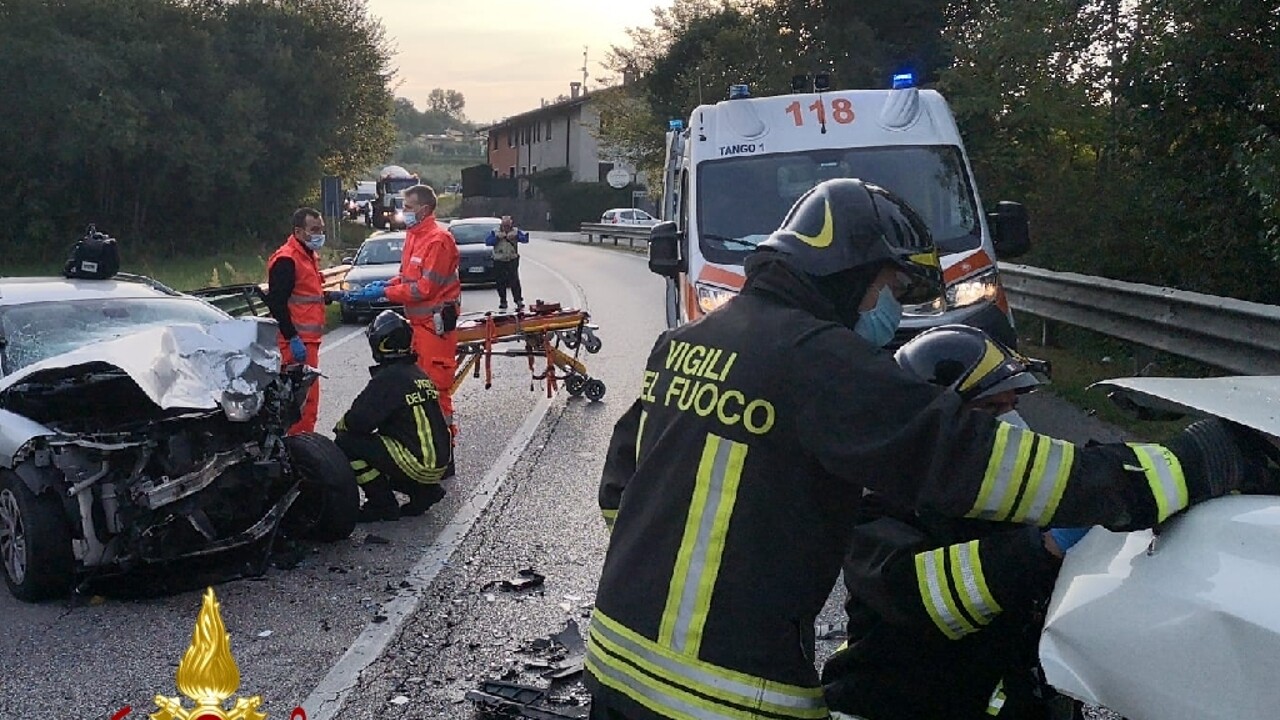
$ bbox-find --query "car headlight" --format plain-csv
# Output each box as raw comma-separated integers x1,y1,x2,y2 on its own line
342,281,363,292
221,391,263,422
696,283,737,314
946,270,1000,308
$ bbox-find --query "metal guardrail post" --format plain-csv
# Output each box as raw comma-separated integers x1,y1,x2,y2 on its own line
1001,263,1280,375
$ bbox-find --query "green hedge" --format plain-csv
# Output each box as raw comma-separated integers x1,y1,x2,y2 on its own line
530,169,639,231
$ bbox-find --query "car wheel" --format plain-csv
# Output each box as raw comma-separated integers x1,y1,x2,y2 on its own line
281,433,359,542
0,472,74,602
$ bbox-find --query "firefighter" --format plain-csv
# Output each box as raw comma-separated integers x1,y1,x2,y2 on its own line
333,310,453,523
345,184,462,453
266,207,331,435
822,324,1081,720
588,178,1269,720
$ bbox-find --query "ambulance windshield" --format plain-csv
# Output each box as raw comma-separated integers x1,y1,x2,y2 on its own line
696,145,981,265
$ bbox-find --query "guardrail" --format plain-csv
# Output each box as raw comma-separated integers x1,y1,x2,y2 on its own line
188,265,351,319
1001,263,1280,375
580,223,651,248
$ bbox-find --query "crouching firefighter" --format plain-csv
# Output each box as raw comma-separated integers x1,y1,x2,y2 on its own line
334,310,453,523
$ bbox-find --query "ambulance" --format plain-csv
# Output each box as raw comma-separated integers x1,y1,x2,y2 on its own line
646,74,1031,348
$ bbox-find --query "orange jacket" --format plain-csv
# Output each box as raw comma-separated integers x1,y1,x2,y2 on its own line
267,236,325,342
385,215,461,325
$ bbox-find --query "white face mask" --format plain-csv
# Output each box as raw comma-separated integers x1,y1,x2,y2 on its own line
305,233,326,251
996,409,1028,428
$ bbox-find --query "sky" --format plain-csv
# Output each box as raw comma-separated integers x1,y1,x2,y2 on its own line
366,0,672,125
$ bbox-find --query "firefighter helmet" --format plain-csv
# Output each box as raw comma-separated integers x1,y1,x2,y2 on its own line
894,324,1046,402
757,178,943,304
367,310,415,363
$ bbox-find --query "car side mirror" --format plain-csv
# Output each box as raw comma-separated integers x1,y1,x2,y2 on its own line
648,222,685,278
341,256,354,265
988,201,1030,259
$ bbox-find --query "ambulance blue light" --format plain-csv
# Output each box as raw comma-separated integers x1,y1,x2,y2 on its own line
669,119,685,130
892,73,916,89
729,84,751,99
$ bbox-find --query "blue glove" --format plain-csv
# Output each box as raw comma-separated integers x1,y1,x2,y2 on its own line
344,284,386,303
1048,527,1091,554
288,336,307,364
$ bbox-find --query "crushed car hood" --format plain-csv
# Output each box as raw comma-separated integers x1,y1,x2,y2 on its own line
0,317,282,410
1090,375,1280,438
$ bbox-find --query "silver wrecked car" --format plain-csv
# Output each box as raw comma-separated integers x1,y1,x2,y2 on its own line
0,273,358,602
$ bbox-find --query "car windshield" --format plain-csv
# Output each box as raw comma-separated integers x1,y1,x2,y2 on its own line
696,145,981,265
449,223,499,245
0,297,229,375
355,237,404,265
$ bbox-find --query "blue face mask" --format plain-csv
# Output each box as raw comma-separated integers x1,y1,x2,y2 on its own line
305,233,326,251
853,285,902,348
403,210,419,228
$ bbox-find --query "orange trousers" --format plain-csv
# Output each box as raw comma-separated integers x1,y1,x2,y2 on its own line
277,338,321,435
411,324,458,440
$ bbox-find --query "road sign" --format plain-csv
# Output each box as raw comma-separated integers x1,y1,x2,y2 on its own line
606,167,632,189
321,176,342,218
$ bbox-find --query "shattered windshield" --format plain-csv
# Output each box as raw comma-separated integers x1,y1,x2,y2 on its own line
696,145,981,265
0,297,229,375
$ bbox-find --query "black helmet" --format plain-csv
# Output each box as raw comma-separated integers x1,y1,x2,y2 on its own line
757,178,943,304
367,310,415,363
894,324,1047,403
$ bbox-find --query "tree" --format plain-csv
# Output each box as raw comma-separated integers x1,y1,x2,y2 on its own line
0,0,396,258
427,88,467,119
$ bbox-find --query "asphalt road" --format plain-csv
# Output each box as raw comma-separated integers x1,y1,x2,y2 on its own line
0,236,1122,720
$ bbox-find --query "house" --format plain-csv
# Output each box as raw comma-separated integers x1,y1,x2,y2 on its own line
480,82,638,190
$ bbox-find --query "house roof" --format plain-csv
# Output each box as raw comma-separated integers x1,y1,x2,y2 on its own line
478,94,593,133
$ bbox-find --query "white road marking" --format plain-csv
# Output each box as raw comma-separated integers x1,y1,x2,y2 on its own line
318,325,365,355
302,256,586,720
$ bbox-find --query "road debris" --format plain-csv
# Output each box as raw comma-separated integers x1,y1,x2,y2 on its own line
484,567,547,593
466,620,592,718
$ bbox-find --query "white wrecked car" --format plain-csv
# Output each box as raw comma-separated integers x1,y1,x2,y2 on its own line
1042,376,1280,720
0,273,357,602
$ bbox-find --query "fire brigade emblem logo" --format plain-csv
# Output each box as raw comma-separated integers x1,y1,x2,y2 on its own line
150,587,268,720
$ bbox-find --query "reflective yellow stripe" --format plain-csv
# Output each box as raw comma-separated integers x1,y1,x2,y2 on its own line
413,405,437,470
587,611,826,719
383,436,444,484
289,294,324,304
915,548,977,639
660,434,747,657
601,508,618,532
950,541,1002,626
1012,437,1074,525
1129,444,1188,522
636,410,647,464
354,467,381,484
969,425,1034,521
986,680,1006,715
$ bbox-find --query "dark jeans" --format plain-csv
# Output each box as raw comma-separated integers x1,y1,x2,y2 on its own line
495,256,522,306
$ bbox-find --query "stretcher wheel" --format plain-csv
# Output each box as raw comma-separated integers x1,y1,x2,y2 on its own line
566,374,588,397
561,332,580,350
585,379,606,402
583,334,603,354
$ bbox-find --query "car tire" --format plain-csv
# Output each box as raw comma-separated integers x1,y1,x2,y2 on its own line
282,433,359,542
0,471,74,602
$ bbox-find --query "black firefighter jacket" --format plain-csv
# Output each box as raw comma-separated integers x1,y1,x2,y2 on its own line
821,494,1062,720
586,255,1189,720
335,359,451,483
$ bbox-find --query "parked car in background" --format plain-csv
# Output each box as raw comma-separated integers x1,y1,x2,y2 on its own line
446,217,501,285
601,208,659,227
339,233,406,323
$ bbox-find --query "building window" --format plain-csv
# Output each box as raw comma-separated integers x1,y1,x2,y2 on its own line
546,121,552,140
508,130,514,148
521,166,527,176
509,166,515,178
532,165,538,175
491,135,497,150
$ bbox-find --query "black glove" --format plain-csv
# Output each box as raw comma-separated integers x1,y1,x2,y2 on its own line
1164,417,1276,503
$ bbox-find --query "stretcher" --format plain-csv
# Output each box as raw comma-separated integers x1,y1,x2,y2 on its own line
451,300,606,401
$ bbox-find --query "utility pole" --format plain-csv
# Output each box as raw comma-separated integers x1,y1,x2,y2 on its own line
582,46,590,92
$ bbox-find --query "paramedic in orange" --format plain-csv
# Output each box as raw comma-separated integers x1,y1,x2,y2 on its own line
350,184,462,443
265,207,329,435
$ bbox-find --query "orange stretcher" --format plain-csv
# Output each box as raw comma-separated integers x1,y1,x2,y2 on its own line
450,300,606,401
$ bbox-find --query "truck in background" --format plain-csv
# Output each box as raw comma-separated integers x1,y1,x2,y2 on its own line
372,165,419,230
646,75,1031,348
